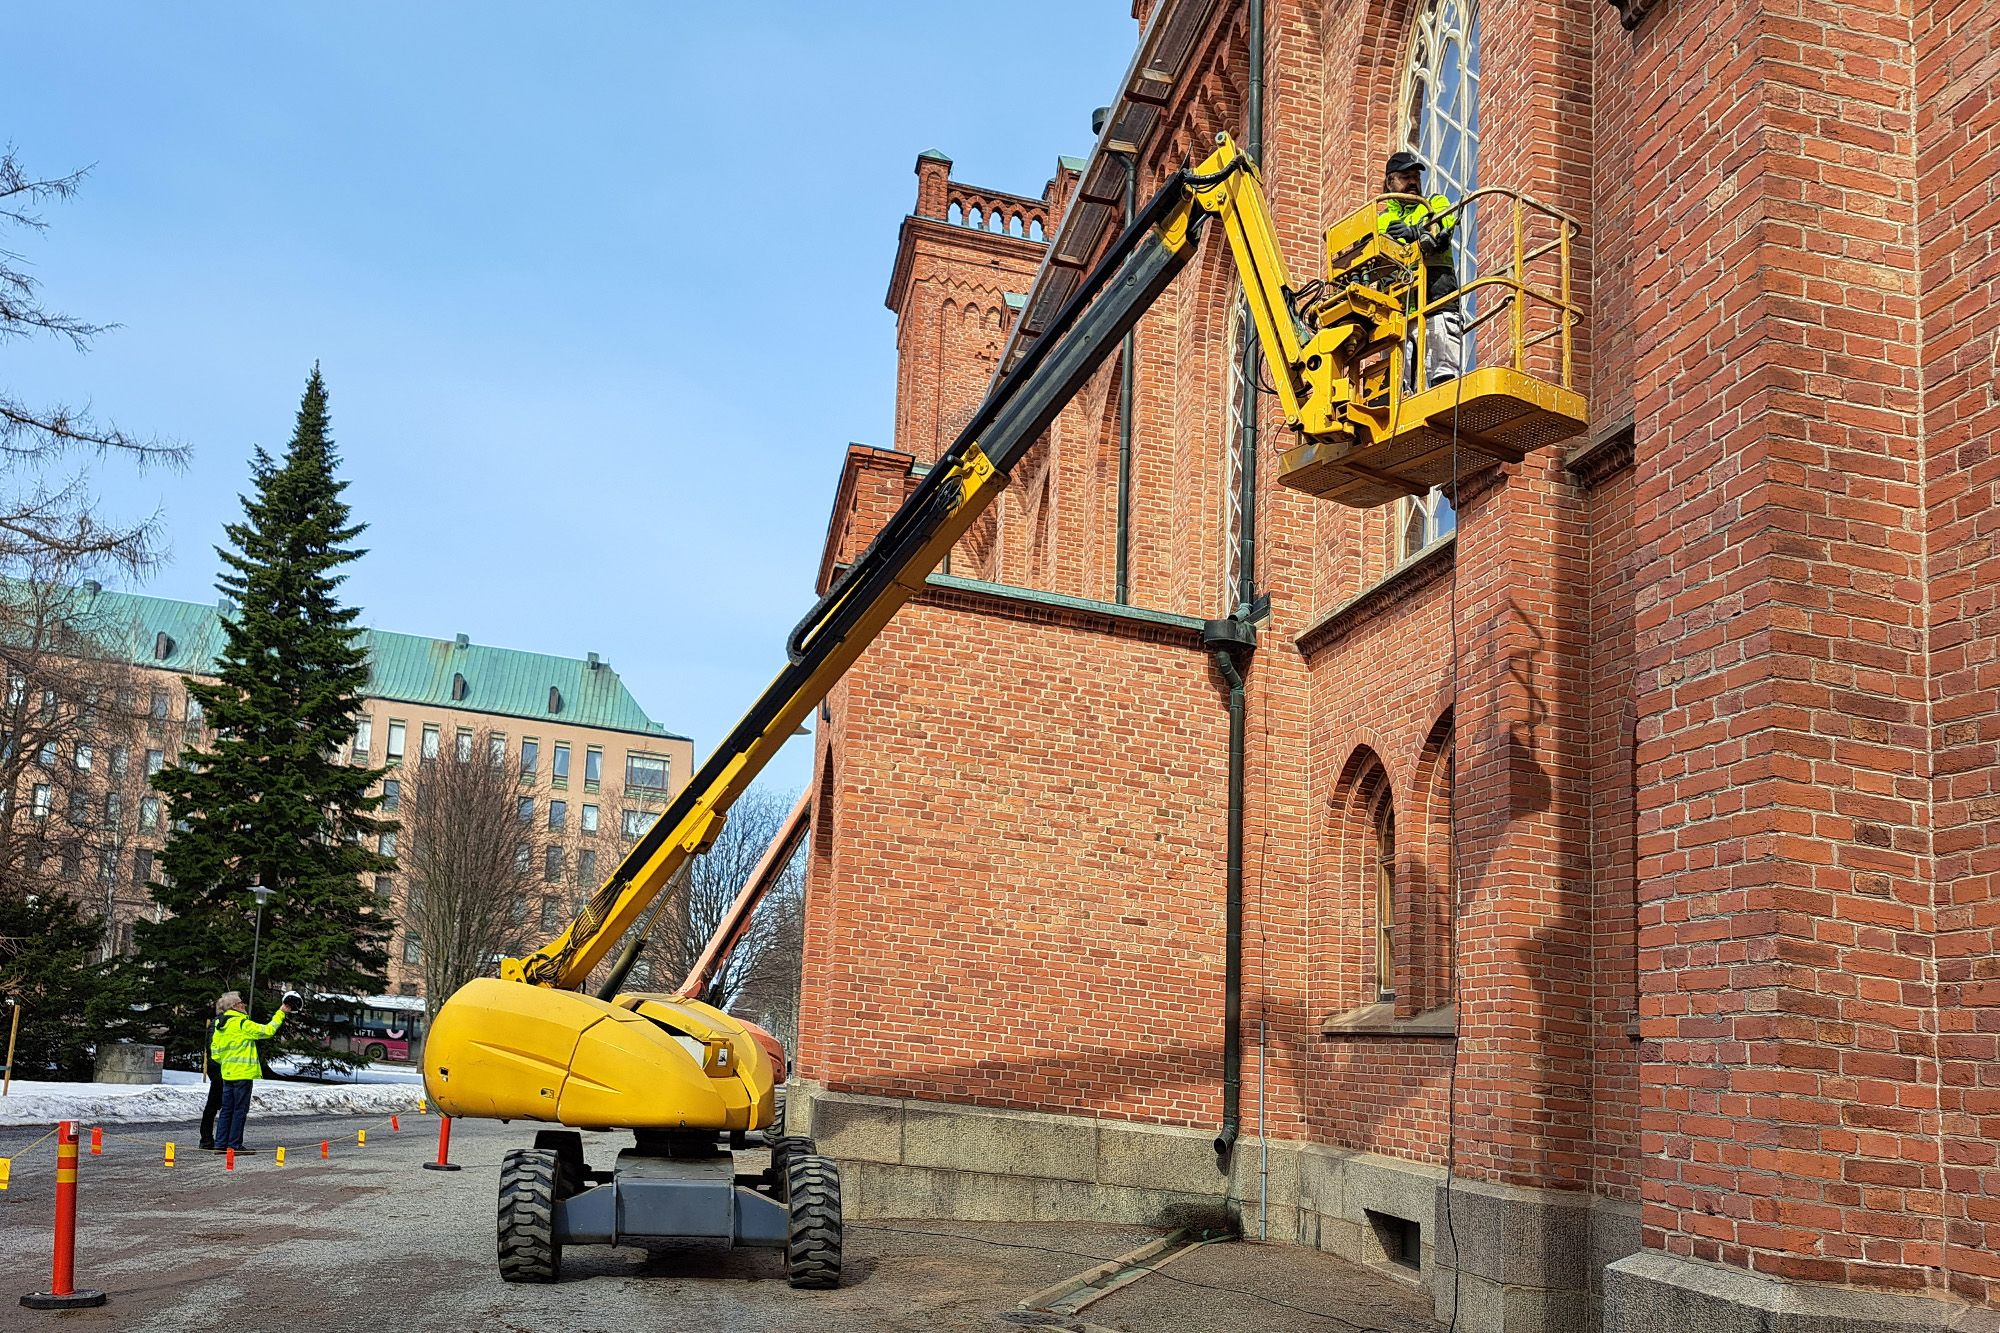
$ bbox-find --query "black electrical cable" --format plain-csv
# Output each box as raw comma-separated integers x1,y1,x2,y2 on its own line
848,1224,1409,1333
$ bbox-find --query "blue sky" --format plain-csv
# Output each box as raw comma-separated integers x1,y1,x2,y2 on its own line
3,2,1139,794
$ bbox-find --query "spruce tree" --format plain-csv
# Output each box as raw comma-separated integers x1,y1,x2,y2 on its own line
134,368,392,1068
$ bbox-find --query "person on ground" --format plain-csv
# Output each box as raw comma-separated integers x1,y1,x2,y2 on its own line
209,990,294,1153
197,1008,225,1151
1377,150,1466,388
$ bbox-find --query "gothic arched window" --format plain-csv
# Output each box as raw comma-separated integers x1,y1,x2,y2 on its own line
1391,0,1479,561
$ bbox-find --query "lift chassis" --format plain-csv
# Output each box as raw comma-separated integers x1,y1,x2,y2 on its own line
424,134,1586,1289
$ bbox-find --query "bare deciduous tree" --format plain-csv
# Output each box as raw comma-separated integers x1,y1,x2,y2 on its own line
629,788,808,1049
0,571,150,937
1,147,186,578
397,729,529,1005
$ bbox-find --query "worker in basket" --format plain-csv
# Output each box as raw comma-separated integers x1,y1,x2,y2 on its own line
1377,150,1466,389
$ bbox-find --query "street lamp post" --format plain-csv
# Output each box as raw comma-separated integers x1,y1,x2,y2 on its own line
247,882,273,1020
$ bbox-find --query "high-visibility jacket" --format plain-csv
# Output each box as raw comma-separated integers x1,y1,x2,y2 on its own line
210,1009,284,1081
1378,194,1461,295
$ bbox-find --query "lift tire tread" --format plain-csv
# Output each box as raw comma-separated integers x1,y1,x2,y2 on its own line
498,1148,562,1284
785,1154,843,1290
768,1135,817,1193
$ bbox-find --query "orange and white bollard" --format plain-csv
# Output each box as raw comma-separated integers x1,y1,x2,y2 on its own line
20,1122,107,1310
421,1116,461,1172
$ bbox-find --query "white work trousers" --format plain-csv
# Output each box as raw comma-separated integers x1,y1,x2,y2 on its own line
1422,309,1466,386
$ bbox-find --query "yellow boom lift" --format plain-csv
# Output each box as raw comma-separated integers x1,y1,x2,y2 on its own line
423,136,1585,1287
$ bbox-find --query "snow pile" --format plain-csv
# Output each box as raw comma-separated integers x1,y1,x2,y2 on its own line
0,1078,423,1127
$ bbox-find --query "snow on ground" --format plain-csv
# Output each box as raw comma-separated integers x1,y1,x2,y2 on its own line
0,1076,424,1127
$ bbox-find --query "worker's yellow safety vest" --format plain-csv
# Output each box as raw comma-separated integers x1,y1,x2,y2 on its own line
210,1009,284,1081
1377,194,1459,270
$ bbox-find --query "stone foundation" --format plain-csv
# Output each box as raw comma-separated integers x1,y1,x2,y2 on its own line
790,1082,1640,1331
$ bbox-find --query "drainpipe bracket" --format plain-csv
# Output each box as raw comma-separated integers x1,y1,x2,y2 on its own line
1202,617,1258,654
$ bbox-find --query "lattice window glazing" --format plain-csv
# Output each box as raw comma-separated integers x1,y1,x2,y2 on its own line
1398,0,1481,290
1394,0,1478,562
1221,296,1249,611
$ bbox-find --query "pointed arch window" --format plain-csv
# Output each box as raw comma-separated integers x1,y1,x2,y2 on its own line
1390,0,1478,563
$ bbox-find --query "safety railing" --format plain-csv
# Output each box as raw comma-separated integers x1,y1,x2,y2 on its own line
1409,185,1583,392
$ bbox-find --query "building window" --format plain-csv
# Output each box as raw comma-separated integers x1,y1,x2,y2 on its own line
540,896,562,930
380,779,401,813
1220,294,1250,612
375,875,393,901
455,727,473,762
61,847,81,879
421,724,440,761
514,843,531,875
28,783,48,819
375,831,395,858
67,790,88,824
74,744,93,772
509,895,527,925
520,738,539,780
1400,490,1457,561
134,849,154,886
386,721,406,764
517,797,534,825
103,792,121,829
581,803,598,836
621,809,654,839
139,796,159,830
577,848,596,886
98,850,117,885
353,716,373,759
38,741,57,768
146,748,165,777
150,690,170,721
1394,0,1478,558
552,742,570,789
489,733,506,767
584,747,602,792
630,957,652,987
185,695,204,729
625,753,669,794
548,799,567,831
1374,798,1397,1002
110,745,128,776
544,846,564,883
403,934,422,965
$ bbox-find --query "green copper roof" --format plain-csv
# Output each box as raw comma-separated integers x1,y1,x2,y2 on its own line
75,586,683,740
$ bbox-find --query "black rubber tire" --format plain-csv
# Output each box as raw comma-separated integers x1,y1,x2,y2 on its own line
772,1088,787,1135
497,1148,562,1284
532,1130,586,1199
785,1154,842,1289
766,1134,817,1194
363,1042,387,1061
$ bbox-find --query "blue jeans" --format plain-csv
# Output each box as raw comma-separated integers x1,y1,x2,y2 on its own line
216,1078,253,1149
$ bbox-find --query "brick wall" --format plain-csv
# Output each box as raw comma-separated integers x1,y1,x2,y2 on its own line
793,0,1997,1315
1917,0,2000,1305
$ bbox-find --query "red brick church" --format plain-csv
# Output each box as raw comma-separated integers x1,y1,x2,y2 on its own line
788,0,2000,1329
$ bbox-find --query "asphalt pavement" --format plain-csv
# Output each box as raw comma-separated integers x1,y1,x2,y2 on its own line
0,1114,1444,1333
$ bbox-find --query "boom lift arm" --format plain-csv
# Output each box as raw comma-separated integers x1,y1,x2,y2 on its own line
424,133,1586,1292
425,128,1585,1140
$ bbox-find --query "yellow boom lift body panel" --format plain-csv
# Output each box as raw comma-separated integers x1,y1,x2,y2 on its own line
424,135,1588,1140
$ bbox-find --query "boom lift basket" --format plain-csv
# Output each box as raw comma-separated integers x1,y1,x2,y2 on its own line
1276,186,1588,508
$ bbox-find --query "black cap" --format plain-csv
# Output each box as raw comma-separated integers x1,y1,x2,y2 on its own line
1384,151,1425,175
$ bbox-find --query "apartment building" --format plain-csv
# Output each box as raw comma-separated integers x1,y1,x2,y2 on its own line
79,588,692,997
